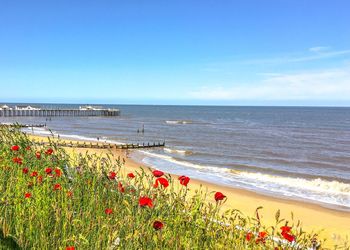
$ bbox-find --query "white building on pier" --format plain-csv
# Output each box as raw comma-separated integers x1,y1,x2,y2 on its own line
0,104,120,117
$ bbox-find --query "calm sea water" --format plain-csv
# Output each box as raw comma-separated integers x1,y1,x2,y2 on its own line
2,104,350,210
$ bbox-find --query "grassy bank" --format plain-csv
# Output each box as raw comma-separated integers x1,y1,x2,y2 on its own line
0,127,345,249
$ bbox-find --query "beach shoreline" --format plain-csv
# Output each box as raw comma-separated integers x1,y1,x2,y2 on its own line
29,134,350,247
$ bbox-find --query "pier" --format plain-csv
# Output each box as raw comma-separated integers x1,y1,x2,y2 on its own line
0,105,120,117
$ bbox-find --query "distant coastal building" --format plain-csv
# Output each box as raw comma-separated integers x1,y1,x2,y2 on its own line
0,104,120,117
0,105,11,110
79,105,103,110
15,105,41,110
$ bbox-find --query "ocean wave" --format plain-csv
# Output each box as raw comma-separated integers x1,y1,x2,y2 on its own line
236,171,350,195
226,163,350,183
139,150,229,172
22,127,56,136
22,128,123,145
165,120,193,125
135,150,350,209
164,147,193,155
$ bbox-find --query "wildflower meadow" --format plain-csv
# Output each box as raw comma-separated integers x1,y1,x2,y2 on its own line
0,126,334,249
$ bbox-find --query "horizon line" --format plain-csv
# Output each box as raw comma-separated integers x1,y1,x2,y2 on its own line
1,101,350,108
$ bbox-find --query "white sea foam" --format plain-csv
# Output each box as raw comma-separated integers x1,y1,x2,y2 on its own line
165,120,192,125
136,150,350,209
139,150,229,173
164,147,193,155
22,127,56,136
22,127,123,145
60,134,123,145
237,172,350,195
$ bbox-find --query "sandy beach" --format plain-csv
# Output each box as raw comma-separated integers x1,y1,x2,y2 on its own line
30,134,350,247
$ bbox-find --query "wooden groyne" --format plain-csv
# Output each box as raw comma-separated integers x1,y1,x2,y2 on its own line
0,108,120,117
119,141,166,149
33,140,165,150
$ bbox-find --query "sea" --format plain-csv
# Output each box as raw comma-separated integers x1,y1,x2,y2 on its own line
1,104,350,211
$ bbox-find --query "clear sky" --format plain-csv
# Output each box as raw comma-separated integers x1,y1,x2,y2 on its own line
0,0,349,106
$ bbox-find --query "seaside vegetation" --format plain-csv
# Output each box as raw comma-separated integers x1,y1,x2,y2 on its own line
0,126,344,249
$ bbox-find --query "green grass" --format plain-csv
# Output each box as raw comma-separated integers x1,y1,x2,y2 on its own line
0,126,341,249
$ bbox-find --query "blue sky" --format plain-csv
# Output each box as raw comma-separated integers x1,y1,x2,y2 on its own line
0,0,349,105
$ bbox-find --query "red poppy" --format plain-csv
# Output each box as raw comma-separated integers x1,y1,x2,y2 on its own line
105,208,113,215
256,231,267,244
55,168,62,177
22,168,29,174
45,168,52,174
54,183,62,190
67,191,73,197
246,232,253,241
25,192,31,198
281,231,295,242
13,157,23,165
280,226,292,233
127,172,135,178
11,145,20,151
152,170,164,177
45,148,54,155
30,171,38,177
178,175,190,186
37,175,43,184
109,171,117,180
35,152,41,159
66,247,75,250
153,177,169,188
139,196,153,208
259,232,267,238
25,146,31,150
118,182,125,193
153,220,164,230
214,192,226,201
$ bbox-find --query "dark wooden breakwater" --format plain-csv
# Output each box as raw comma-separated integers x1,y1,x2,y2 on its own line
119,141,165,149
34,140,165,150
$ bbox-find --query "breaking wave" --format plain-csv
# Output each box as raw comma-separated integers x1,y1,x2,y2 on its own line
165,120,193,125
136,150,350,210
164,147,193,155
